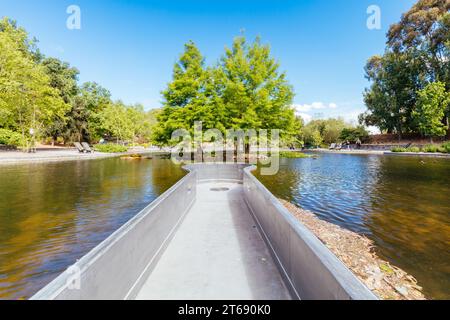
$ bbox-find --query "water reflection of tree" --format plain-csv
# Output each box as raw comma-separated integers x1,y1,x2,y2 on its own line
150,159,187,196
254,158,302,202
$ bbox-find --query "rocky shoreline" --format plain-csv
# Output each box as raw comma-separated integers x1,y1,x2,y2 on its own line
280,199,426,300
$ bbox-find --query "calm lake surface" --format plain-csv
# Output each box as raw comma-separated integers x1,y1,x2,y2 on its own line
254,153,450,300
0,156,186,299
0,154,449,300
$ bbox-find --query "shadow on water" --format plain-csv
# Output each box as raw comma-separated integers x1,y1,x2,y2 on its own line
0,157,186,299
254,153,450,300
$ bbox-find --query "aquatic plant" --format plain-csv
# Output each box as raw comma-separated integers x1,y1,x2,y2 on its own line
279,152,311,158
94,144,128,153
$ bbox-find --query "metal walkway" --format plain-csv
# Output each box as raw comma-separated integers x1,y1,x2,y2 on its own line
136,182,291,300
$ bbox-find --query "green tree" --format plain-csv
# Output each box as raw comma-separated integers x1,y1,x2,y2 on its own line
0,17,41,62
388,0,450,84
63,82,111,143
0,19,68,149
41,57,79,143
153,37,299,149
361,0,450,138
302,126,323,148
99,102,134,144
154,41,210,145
41,58,79,103
412,82,450,141
127,104,149,144
218,36,296,138
339,126,370,143
361,51,425,138
305,118,349,145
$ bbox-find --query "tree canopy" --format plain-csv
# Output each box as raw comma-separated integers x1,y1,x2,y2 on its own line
0,18,69,147
360,0,450,139
0,17,153,147
412,82,450,140
153,37,300,147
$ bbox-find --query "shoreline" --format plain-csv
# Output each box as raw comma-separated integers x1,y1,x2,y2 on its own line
312,148,450,158
0,148,169,166
2,147,450,166
280,199,426,300
312,149,385,155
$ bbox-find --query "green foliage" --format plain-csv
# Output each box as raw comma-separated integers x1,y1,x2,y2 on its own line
361,1,450,137
301,118,350,146
0,128,23,146
387,1,450,84
408,147,421,153
392,144,450,153
127,104,151,143
41,57,80,141
301,125,323,147
0,18,155,147
0,17,41,61
339,126,369,143
391,146,421,153
94,144,128,153
361,51,424,136
41,57,79,103
423,145,440,153
0,18,69,148
279,151,311,158
442,142,450,153
412,82,450,138
218,36,296,136
391,147,408,153
153,37,299,146
154,41,210,145
320,118,348,144
98,102,134,144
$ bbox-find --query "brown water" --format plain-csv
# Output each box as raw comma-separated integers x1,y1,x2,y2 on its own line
0,156,186,300
1,154,449,300
254,153,450,300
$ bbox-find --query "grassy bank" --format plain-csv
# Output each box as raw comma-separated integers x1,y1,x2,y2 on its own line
279,151,312,158
391,142,450,154
94,144,128,153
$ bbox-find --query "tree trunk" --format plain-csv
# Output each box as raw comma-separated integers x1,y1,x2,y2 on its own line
446,116,450,139
245,143,250,162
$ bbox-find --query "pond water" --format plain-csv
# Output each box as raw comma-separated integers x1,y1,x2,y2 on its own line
1,154,449,300
254,153,450,300
0,156,186,299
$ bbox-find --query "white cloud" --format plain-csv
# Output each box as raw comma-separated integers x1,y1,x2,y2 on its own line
293,102,338,113
297,113,312,123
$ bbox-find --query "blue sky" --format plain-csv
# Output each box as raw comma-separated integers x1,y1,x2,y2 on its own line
0,0,416,124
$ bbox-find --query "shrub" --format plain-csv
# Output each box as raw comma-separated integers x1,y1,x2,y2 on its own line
441,142,450,153
339,126,370,143
423,145,439,153
408,147,421,153
94,144,128,153
391,147,408,153
0,129,24,146
437,146,446,153
279,151,311,158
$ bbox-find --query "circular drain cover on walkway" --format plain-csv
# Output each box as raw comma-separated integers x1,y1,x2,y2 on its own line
210,187,230,192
